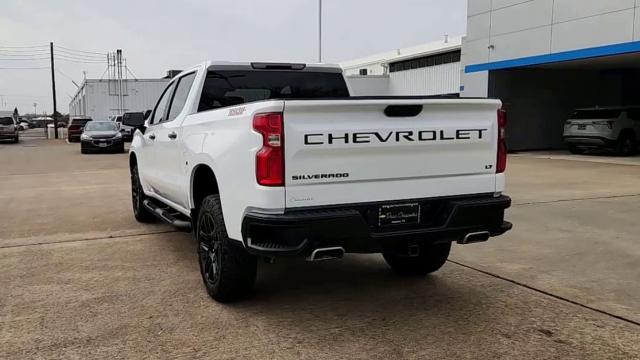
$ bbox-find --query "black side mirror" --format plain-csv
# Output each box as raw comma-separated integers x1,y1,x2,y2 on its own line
143,110,152,120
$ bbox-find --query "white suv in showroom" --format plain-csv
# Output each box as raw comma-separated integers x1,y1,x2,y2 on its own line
563,107,639,156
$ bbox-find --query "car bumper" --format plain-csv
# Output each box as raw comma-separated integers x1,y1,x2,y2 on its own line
0,133,17,139
81,138,124,152
563,136,616,147
240,194,512,257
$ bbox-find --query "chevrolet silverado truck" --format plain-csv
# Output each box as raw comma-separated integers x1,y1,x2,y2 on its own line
124,61,512,302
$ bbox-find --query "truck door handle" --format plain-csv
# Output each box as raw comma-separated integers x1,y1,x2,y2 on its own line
168,132,177,140
148,134,156,140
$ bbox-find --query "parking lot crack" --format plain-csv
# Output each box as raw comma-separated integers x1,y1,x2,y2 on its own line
0,230,179,250
514,194,640,207
447,260,640,328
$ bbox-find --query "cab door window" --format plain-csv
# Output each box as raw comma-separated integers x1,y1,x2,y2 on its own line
150,82,176,125
165,72,196,123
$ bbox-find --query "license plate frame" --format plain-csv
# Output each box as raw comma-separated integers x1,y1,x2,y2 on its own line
98,142,107,148
577,124,587,130
378,203,421,227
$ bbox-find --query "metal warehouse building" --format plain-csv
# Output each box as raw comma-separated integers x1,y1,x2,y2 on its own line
461,0,640,150
69,77,169,121
340,37,462,97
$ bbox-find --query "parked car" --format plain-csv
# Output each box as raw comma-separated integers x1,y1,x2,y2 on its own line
109,115,129,141
563,107,639,156
120,112,143,142
0,116,19,143
80,121,125,154
18,121,31,131
124,61,512,302
67,116,92,142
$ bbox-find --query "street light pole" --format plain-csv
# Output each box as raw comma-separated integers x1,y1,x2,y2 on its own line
318,0,322,63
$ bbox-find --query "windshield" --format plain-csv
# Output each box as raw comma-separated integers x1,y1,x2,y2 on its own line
0,117,14,126
198,70,350,111
85,121,117,131
71,119,91,126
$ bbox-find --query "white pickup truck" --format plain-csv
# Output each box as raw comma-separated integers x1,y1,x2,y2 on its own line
124,61,512,302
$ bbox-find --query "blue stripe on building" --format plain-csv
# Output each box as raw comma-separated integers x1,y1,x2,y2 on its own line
465,41,640,73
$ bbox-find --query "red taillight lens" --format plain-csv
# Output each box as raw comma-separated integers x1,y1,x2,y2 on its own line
253,112,284,186
497,109,507,173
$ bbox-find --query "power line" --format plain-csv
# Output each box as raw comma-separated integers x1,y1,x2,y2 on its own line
0,57,49,61
55,45,107,55
55,68,80,88
0,52,50,57
0,44,48,49
0,49,49,54
53,52,107,62
54,56,107,64
54,48,106,60
0,66,49,70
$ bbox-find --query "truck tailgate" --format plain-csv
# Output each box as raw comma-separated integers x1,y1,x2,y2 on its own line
283,98,502,208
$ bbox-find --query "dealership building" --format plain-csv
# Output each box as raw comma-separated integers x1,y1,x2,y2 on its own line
461,0,640,150
340,37,462,97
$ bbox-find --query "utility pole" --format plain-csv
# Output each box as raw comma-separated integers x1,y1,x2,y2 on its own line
318,0,323,63
117,49,123,114
50,42,59,139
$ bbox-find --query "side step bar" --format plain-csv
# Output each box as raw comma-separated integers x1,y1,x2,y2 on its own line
143,199,192,232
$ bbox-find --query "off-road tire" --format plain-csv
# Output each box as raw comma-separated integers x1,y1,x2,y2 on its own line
130,165,155,223
197,195,257,303
616,132,637,156
383,242,451,276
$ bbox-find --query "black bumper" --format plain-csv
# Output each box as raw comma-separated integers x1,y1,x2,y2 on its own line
81,138,124,152
0,133,17,140
241,194,512,257
563,136,616,148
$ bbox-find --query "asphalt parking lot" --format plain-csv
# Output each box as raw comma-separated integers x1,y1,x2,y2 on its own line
1,138,639,359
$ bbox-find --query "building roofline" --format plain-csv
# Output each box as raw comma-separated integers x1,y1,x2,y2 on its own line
339,36,463,69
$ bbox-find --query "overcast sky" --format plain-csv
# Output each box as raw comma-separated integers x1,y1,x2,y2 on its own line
0,0,467,113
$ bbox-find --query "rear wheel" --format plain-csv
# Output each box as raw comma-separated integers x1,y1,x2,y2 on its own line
616,133,637,156
568,145,584,155
197,194,257,302
130,165,155,223
383,242,451,276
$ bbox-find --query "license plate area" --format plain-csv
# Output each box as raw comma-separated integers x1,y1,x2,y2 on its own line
577,124,587,130
98,142,107,147
378,203,420,227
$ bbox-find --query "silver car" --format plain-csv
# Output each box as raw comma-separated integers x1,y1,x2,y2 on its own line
0,116,19,143
563,107,639,156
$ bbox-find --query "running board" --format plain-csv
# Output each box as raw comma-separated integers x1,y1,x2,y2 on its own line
143,199,192,232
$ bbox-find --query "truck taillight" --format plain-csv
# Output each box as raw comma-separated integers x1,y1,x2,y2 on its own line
253,112,284,186
497,109,507,174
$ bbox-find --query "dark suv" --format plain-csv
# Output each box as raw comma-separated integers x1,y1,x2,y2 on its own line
67,116,92,142
0,116,19,143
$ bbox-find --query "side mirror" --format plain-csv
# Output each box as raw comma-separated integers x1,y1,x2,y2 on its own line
143,109,152,120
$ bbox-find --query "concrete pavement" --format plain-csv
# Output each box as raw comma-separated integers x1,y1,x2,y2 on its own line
1,138,639,359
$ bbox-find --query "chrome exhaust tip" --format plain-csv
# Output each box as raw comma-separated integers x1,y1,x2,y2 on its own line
458,231,490,245
306,247,345,261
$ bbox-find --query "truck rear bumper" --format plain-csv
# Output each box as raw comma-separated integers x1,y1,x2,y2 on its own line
241,194,511,257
